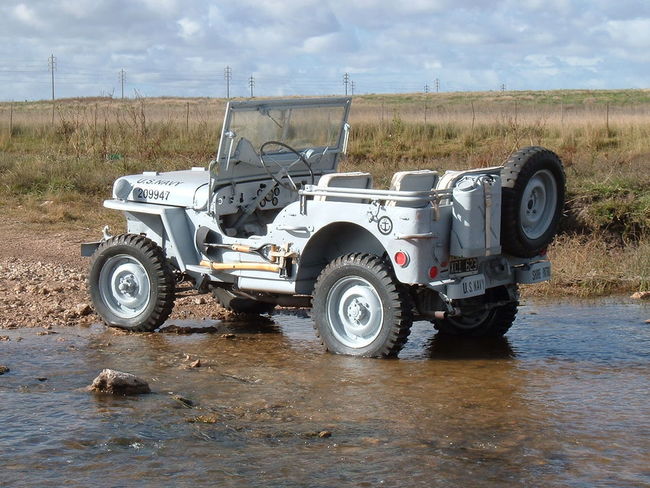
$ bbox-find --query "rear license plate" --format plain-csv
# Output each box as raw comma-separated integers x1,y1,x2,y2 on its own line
447,273,486,299
449,257,478,275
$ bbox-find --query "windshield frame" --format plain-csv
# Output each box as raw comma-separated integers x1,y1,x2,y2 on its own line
214,97,352,184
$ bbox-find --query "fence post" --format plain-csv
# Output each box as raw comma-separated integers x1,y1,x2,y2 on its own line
471,100,476,134
186,101,190,135
9,101,13,139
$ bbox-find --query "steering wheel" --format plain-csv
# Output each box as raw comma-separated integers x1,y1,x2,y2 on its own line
259,141,315,191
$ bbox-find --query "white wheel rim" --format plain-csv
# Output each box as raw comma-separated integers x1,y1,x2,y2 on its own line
99,254,151,319
519,169,558,240
325,276,384,349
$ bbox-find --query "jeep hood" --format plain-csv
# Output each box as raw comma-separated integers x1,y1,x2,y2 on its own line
112,168,209,209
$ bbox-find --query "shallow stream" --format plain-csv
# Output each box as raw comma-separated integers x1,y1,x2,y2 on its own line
1,298,649,487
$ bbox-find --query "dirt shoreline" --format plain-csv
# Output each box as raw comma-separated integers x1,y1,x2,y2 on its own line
0,218,230,330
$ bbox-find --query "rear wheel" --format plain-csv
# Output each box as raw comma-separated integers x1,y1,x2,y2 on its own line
88,234,175,331
501,146,565,257
434,285,518,337
312,253,413,357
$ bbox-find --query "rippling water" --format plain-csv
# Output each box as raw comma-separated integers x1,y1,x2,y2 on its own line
1,298,649,487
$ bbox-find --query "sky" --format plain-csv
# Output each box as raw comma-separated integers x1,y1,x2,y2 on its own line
1,0,649,101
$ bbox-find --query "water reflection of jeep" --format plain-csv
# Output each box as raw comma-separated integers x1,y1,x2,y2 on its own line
83,97,565,357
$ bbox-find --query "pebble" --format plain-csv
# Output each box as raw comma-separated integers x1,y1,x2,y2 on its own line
75,303,92,316
318,430,332,438
0,365,9,375
630,291,650,300
190,359,201,368
170,394,194,408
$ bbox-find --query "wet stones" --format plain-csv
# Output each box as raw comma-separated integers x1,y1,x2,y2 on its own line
0,365,9,375
90,369,150,395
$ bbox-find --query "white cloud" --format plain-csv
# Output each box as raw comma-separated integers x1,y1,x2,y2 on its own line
605,18,650,48
178,17,201,39
12,3,41,26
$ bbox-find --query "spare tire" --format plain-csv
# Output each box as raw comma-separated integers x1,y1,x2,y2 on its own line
501,146,565,258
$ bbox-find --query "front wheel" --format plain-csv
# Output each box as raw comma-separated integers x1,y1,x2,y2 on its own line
434,285,518,337
312,253,413,357
88,234,175,331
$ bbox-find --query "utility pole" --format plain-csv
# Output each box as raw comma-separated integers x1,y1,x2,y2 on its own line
48,54,56,124
248,75,255,98
435,78,440,93
9,101,13,140
119,69,126,99
343,72,350,96
224,66,232,99
501,83,506,92
424,84,429,123
351,80,355,95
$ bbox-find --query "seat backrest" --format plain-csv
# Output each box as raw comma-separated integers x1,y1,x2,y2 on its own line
314,172,373,202
387,169,439,207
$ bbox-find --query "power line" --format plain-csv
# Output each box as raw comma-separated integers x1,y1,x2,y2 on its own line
48,54,56,124
248,75,255,98
48,54,56,101
343,72,350,96
119,69,126,99
351,80,355,95
435,78,440,93
224,66,232,99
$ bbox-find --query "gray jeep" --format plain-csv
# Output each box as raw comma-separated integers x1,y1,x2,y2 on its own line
84,97,565,357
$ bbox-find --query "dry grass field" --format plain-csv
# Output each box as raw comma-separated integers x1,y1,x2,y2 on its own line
0,90,648,295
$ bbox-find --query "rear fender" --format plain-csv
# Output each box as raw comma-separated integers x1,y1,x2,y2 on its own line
295,222,385,294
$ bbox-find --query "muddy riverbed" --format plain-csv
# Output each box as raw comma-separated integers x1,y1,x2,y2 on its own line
1,299,649,487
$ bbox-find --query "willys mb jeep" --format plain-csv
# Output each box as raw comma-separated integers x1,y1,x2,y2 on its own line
84,97,565,357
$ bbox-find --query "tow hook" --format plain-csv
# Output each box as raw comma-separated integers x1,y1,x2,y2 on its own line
102,225,113,241
433,308,461,320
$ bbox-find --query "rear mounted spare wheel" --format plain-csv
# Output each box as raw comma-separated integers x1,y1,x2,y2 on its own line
501,146,565,258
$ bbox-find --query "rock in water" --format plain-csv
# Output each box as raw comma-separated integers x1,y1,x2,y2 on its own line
0,365,9,375
90,369,150,395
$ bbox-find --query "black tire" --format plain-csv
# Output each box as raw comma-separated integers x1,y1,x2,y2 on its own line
212,287,276,315
501,146,566,257
312,253,413,358
434,285,518,338
88,234,175,331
